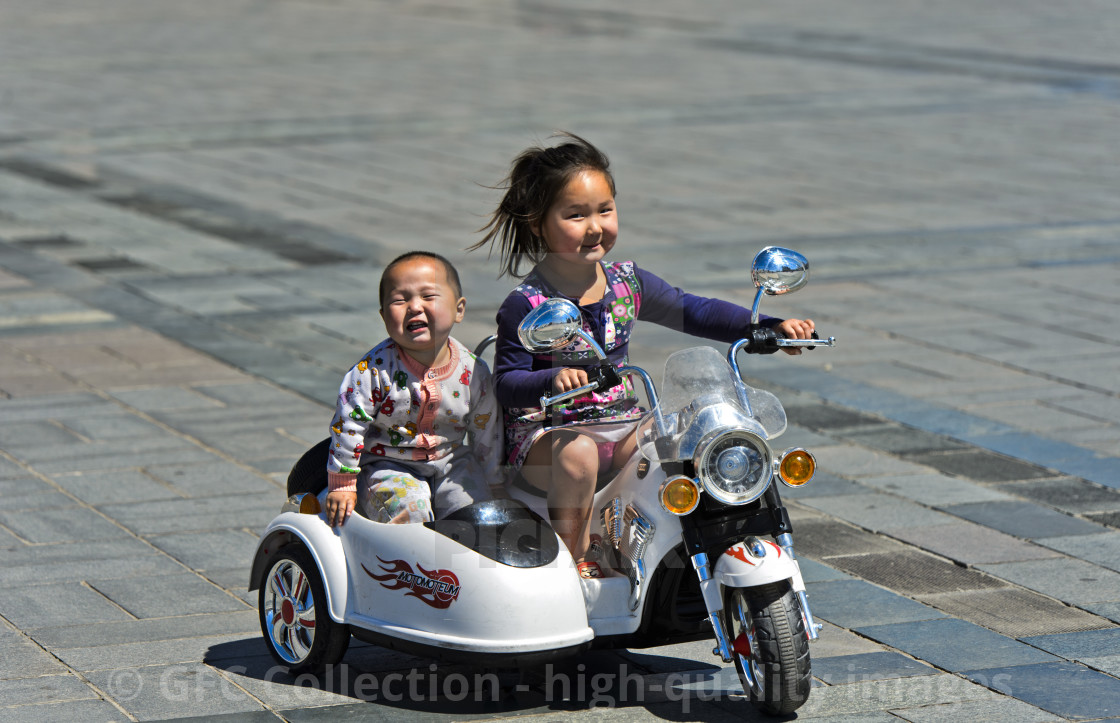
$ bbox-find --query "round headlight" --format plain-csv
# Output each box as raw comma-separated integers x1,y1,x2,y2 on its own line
694,430,773,505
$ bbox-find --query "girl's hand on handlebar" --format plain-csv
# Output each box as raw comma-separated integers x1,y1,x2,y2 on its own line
553,367,590,393
776,318,816,356
326,489,356,527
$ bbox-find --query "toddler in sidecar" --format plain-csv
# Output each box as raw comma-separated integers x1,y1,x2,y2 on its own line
324,251,502,527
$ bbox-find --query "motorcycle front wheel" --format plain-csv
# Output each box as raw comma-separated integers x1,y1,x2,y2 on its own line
725,582,811,715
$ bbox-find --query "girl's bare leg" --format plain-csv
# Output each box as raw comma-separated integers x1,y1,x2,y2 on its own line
520,430,599,561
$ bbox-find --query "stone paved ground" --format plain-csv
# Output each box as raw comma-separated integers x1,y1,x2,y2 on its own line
1,1,1118,721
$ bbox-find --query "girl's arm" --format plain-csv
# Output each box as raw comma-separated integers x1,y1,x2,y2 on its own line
635,267,813,349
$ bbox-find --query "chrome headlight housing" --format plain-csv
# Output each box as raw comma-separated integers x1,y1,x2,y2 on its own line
694,429,773,505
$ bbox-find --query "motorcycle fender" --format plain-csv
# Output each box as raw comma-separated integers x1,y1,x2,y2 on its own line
249,512,349,623
713,540,806,593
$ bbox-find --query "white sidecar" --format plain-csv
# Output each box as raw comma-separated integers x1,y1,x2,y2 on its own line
248,455,595,672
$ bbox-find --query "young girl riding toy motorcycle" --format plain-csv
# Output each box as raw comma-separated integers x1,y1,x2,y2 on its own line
470,133,816,577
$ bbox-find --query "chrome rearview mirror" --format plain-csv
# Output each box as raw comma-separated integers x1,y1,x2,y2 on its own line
517,298,606,360
749,246,809,324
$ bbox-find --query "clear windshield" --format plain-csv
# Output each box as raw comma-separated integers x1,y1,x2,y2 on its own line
637,346,787,461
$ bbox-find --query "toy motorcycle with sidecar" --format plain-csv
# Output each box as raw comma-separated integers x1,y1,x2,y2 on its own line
249,246,835,715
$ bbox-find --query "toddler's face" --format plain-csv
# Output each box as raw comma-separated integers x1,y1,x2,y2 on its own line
534,169,618,268
380,258,465,363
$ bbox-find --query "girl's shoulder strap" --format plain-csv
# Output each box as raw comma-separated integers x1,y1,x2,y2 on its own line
604,260,642,314
511,272,553,310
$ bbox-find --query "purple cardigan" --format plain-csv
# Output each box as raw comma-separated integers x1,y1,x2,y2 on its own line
493,263,779,408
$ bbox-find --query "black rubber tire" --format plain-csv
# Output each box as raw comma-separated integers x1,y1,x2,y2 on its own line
287,438,331,497
725,582,811,716
258,543,350,674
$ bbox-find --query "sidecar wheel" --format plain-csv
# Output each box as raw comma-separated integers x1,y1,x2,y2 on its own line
725,582,811,716
258,544,350,674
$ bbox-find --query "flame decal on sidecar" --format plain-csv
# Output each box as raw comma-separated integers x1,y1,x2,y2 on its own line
362,557,461,609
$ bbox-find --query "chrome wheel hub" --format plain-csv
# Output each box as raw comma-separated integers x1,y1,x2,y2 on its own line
264,559,317,664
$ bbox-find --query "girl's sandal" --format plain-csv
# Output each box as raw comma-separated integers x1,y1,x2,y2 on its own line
577,560,604,579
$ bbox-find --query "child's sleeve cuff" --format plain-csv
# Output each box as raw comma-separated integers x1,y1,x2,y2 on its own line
328,472,358,493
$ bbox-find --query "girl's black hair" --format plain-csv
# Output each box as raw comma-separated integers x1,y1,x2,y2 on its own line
468,132,615,278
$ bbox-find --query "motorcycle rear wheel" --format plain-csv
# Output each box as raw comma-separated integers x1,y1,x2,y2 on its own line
725,582,811,715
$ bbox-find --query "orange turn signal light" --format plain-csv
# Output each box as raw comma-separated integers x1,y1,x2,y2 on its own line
779,448,816,487
661,475,701,515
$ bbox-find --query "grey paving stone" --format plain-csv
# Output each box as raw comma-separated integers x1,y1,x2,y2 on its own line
0,456,30,478
85,663,265,719
146,460,279,497
828,549,1008,596
50,468,183,505
59,413,169,441
90,572,250,618
98,492,280,535
797,493,958,531
1,552,185,587
904,450,1056,483
1035,531,1120,573
963,661,1120,720
0,506,129,543
977,558,1120,605
781,471,867,498
0,674,100,706
56,632,256,672
0,476,55,498
813,651,936,685
888,521,1060,565
0,489,77,511
203,567,258,606
792,517,907,560
0,581,135,628
996,477,1120,514
812,444,935,479
944,500,1111,539
854,618,1059,672
859,473,1015,507
147,528,261,571
0,630,68,679
798,557,852,584
32,444,222,476
1022,628,1120,661
920,587,1114,638
890,697,1064,722
1082,654,1120,678
0,699,130,723
791,674,996,719
109,385,228,413
29,609,259,649
806,579,947,629
0,420,84,450
838,426,969,455
1083,602,1120,624
807,620,887,659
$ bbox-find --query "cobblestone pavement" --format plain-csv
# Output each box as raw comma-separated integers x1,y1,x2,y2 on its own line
1,1,1118,720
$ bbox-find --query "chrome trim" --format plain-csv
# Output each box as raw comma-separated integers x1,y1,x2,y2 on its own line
601,497,624,548
777,532,821,641
692,552,733,663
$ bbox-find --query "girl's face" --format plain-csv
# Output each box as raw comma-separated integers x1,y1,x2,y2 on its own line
533,169,618,269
